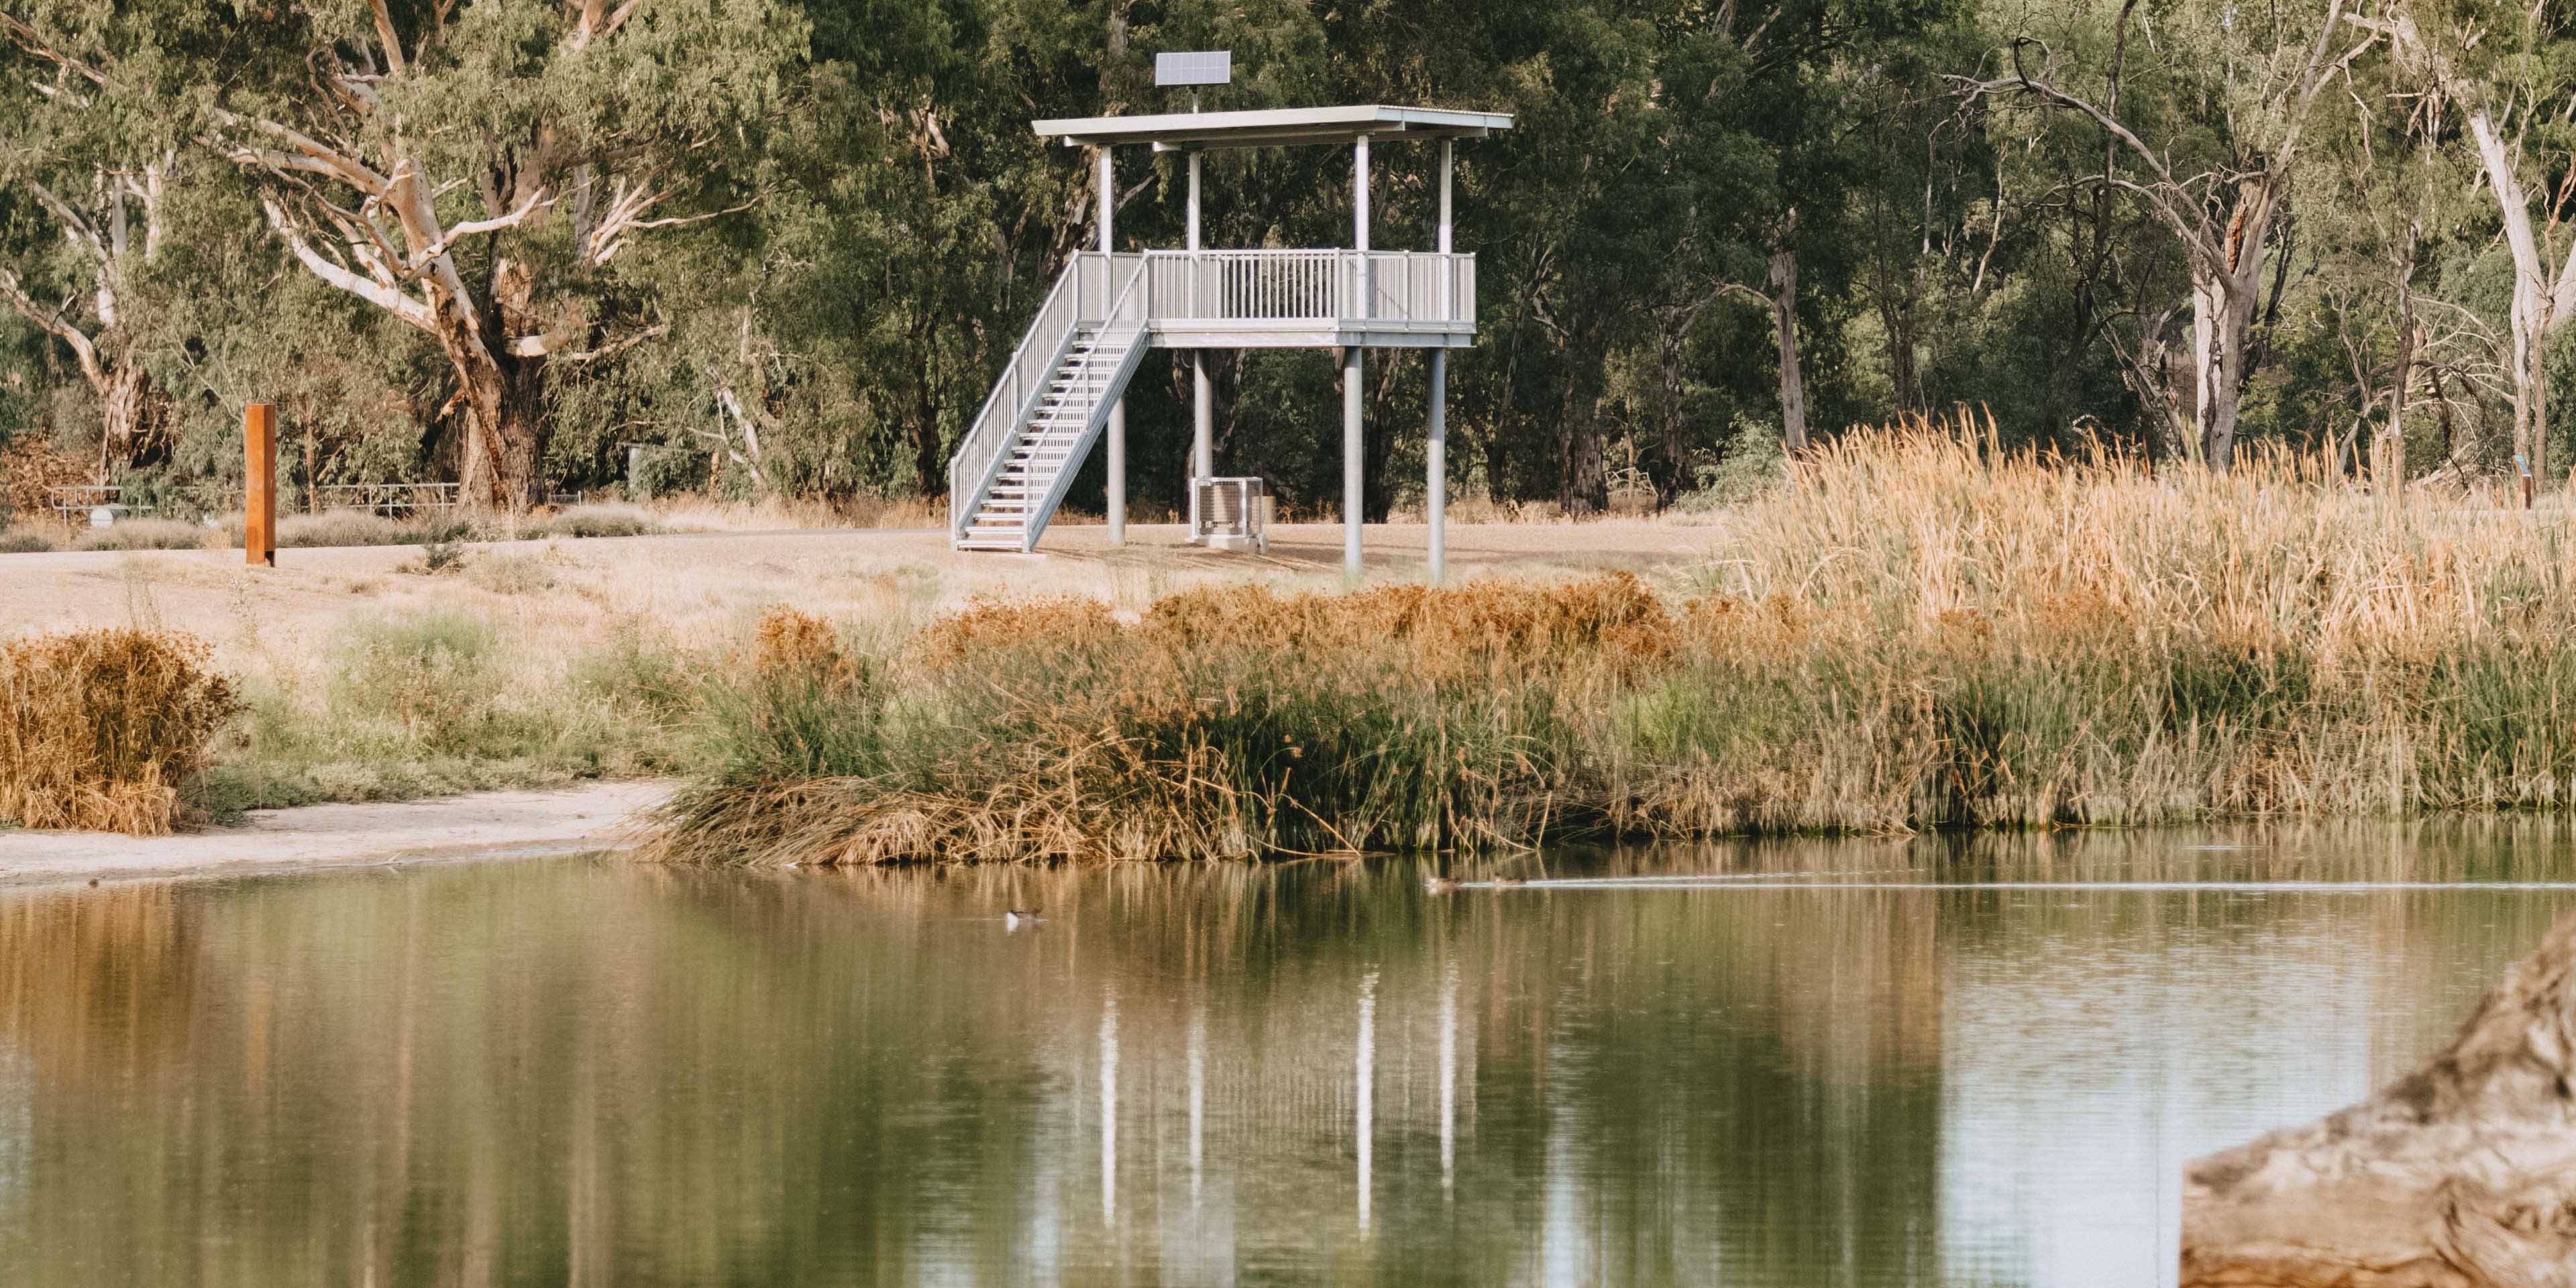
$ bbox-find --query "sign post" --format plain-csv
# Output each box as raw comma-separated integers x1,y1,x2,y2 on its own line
246,403,276,567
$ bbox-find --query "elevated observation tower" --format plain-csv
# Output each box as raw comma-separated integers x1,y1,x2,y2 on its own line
946,57,1513,582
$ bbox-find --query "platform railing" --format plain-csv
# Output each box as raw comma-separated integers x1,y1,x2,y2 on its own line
1135,250,1475,327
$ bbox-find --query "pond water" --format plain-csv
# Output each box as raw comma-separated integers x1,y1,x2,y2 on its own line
4,825,2575,1287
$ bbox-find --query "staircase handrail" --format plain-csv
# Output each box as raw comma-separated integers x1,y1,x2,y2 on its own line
950,255,1089,539
1014,262,1151,546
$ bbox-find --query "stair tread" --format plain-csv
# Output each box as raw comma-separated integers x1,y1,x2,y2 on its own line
951,288,1150,555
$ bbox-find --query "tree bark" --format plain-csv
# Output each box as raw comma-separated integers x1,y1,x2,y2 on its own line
2189,268,2253,469
1556,380,1609,513
2186,180,2275,471
2510,286,2549,488
2379,225,2418,494
910,366,944,500
2182,908,2576,1285
99,357,152,468
1658,312,1691,503
2468,107,2562,486
1770,245,1808,452
1876,279,1920,414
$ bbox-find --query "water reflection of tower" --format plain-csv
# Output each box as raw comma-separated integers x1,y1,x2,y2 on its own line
1085,943,1483,1258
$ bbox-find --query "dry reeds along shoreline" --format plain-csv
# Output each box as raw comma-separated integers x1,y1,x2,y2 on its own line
15,427,2576,856
656,427,2576,865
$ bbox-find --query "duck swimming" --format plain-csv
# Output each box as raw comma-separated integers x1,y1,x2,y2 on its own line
1424,875,1460,894
1006,909,1044,929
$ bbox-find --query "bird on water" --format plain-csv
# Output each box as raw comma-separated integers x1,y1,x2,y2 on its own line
1006,909,1043,929
1424,875,1459,894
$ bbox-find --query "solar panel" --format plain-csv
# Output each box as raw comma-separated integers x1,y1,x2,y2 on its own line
1155,50,1232,87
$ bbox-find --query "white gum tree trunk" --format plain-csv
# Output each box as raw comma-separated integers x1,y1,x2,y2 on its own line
1770,244,1808,452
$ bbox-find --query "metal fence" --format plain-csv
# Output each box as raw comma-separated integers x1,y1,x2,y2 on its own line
317,482,464,517
44,486,137,525
40,481,466,527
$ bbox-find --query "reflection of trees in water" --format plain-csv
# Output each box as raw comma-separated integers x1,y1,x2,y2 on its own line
0,883,195,1087
3,831,2571,1286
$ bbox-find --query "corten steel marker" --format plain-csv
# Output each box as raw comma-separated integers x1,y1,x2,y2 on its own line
245,403,277,568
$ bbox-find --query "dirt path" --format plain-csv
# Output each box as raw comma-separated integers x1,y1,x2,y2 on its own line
0,780,674,888
0,521,1729,664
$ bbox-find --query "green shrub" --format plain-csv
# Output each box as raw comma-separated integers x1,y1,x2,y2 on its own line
193,611,700,815
412,536,470,574
329,610,521,751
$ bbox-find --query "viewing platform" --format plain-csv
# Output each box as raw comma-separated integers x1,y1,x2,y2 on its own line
949,93,1513,564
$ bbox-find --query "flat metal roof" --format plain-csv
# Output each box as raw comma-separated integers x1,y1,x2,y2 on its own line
1032,104,1514,150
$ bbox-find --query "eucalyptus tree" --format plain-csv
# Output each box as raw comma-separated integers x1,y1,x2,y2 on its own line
195,0,802,506
2361,1,2576,483
1963,0,2375,469
0,8,193,471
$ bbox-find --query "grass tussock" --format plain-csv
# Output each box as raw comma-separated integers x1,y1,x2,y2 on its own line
532,504,659,539
71,519,209,552
0,629,239,834
656,421,2576,865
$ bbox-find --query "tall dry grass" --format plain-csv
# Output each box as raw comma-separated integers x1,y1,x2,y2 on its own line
662,576,1710,864
0,629,240,834
1658,419,2576,828
653,421,2576,865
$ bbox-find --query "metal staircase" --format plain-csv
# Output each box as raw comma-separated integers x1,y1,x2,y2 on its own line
955,325,1147,551
949,256,1149,553
946,248,1476,552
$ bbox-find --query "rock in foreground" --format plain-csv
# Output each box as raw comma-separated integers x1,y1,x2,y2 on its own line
2181,911,2576,1286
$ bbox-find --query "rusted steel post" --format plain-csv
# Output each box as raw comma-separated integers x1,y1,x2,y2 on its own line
246,402,276,567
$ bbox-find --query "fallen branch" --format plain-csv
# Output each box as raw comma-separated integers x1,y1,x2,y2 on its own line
2183,908,2576,1285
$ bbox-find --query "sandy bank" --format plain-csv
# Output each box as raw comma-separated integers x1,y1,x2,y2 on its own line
0,780,674,888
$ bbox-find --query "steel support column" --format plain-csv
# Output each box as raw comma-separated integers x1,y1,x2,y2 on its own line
1189,150,1212,541
1429,140,1452,583
1345,133,1370,582
1098,144,1124,547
